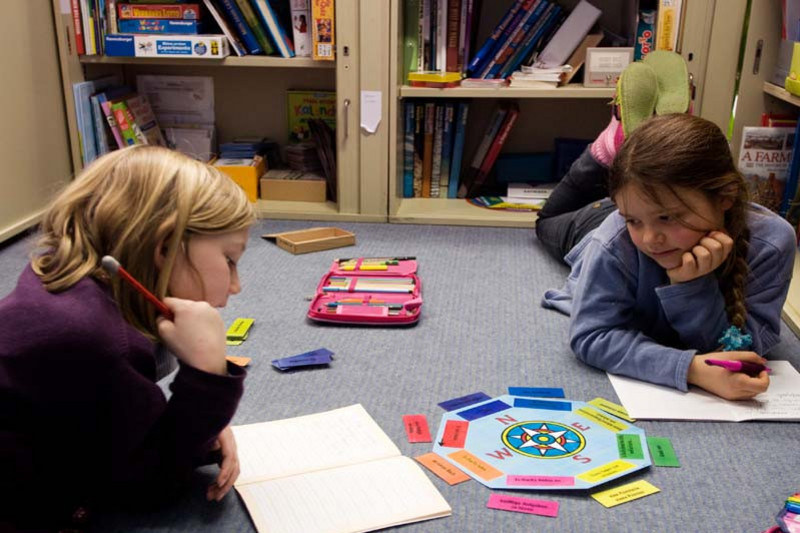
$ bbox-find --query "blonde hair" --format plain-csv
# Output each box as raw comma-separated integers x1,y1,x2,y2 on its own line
32,145,256,338
609,114,751,330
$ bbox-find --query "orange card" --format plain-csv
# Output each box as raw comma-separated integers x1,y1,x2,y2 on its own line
226,356,252,367
415,452,471,485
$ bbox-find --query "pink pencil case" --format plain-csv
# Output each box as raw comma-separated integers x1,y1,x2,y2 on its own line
307,257,422,325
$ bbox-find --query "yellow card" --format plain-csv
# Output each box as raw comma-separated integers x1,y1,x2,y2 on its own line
577,460,636,483
591,480,660,508
226,356,252,367
226,339,244,346
415,452,471,485
226,318,254,340
575,406,628,432
588,397,636,422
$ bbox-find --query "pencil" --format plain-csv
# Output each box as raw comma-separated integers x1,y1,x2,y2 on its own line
101,255,174,320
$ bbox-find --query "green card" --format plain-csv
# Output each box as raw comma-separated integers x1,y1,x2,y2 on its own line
617,434,644,459
646,436,680,467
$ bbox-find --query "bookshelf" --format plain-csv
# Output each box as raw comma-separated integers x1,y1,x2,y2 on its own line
50,0,387,224
386,0,719,228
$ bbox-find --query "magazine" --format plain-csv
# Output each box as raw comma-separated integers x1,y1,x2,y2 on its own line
737,126,794,213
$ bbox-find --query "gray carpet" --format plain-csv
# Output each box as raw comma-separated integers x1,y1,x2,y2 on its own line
2,219,799,533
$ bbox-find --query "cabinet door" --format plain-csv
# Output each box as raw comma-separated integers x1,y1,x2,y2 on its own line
0,1,72,243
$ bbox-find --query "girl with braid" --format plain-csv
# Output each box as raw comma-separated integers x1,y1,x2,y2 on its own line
541,113,795,400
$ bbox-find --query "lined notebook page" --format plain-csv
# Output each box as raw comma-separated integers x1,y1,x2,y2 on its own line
237,455,451,533
232,404,401,484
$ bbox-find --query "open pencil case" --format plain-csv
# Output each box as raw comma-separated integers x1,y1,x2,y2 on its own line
307,257,422,325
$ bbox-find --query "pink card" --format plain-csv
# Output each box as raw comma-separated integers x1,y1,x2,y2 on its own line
402,414,432,442
507,475,575,487
487,494,559,518
440,420,468,448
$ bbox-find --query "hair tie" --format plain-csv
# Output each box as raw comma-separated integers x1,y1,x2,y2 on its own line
718,325,753,351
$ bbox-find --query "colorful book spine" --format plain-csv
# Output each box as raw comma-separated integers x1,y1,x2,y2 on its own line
79,0,96,55
70,0,85,55
117,19,203,33
403,101,416,198
202,0,246,56
252,0,296,58
117,3,201,19
634,8,656,60
98,96,125,149
499,3,560,79
439,102,455,195
482,0,546,79
110,101,140,146
311,0,335,60
234,0,275,55
422,102,435,197
216,0,263,54
467,0,523,76
106,0,118,34
403,0,420,81
445,0,461,72
413,103,425,197
89,94,109,156
655,0,682,52
448,101,468,198
289,0,312,57
126,94,167,147
431,104,444,197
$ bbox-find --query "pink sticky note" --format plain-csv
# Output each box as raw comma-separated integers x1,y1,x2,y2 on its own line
440,420,468,448
403,414,432,443
487,494,559,517
507,475,575,487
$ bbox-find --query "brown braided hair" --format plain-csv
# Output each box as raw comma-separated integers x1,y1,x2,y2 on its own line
608,113,751,330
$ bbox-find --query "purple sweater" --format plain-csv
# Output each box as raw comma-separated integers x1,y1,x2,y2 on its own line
0,266,245,530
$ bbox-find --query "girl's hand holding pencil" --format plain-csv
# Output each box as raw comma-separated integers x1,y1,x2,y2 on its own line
157,297,228,376
687,351,770,400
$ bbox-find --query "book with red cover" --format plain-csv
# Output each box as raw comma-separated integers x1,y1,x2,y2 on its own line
466,103,520,197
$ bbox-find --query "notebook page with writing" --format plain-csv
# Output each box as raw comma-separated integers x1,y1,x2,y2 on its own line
237,455,451,533
232,404,401,484
608,360,800,421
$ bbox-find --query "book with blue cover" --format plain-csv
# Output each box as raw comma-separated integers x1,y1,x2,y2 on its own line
118,19,203,34
447,101,469,198
467,0,524,76
438,102,455,196
498,3,561,79
402,101,415,198
251,0,296,57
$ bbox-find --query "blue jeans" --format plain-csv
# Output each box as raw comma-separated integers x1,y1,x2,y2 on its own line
535,146,616,263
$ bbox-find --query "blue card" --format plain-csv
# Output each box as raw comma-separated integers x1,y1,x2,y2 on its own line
438,392,491,412
457,399,511,421
508,386,566,398
514,398,572,411
272,348,334,370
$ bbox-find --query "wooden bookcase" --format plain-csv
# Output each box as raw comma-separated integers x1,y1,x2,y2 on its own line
49,0,388,224
384,0,719,228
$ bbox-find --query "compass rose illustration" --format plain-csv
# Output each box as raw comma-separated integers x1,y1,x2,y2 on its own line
501,421,586,459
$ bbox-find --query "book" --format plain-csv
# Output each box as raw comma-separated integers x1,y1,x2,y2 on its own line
737,126,794,213
202,0,246,56
89,93,110,156
535,0,601,68
251,0,296,58
447,101,468,198
311,0,335,60
438,102,455,195
104,34,230,58
290,0,312,57
445,0,461,72
421,102,435,197
430,104,444,198
403,0,420,81
117,3,201,19
506,181,556,198
97,93,125,149
110,100,142,146
478,0,545,79
70,0,85,55
73,74,122,165
655,0,682,52
457,105,508,198
287,90,336,143
79,0,96,55
782,120,800,224
216,0,264,54
499,2,561,79
117,19,204,33
231,404,451,533
466,103,520,197
608,361,800,421
126,94,167,147
467,0,524,76
413,102,425,197
402,100,415,198
634,7,656,60
234,0,275,55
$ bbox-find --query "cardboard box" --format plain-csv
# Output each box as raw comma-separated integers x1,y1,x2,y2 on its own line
262,227,355,254
260,177,327,202
104,34,229,58
214,157,266,203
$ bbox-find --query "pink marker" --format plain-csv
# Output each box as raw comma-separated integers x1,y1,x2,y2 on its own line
704,358,771,377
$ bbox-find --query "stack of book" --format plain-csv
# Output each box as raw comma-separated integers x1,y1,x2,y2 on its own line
69,0,335,59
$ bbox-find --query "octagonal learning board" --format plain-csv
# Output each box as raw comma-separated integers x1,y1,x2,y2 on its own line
431,394,651,490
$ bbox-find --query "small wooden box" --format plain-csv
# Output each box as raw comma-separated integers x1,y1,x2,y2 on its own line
214,157,266,203
262,227,355,254
260,177,327,202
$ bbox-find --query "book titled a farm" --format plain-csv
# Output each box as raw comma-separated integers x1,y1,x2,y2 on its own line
737,126,794,213
287,90,336,143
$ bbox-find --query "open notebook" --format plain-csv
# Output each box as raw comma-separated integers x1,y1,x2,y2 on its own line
231,404,451,533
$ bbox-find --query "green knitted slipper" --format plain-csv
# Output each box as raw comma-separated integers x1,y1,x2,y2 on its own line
642,50,690,115
616,61,658,137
